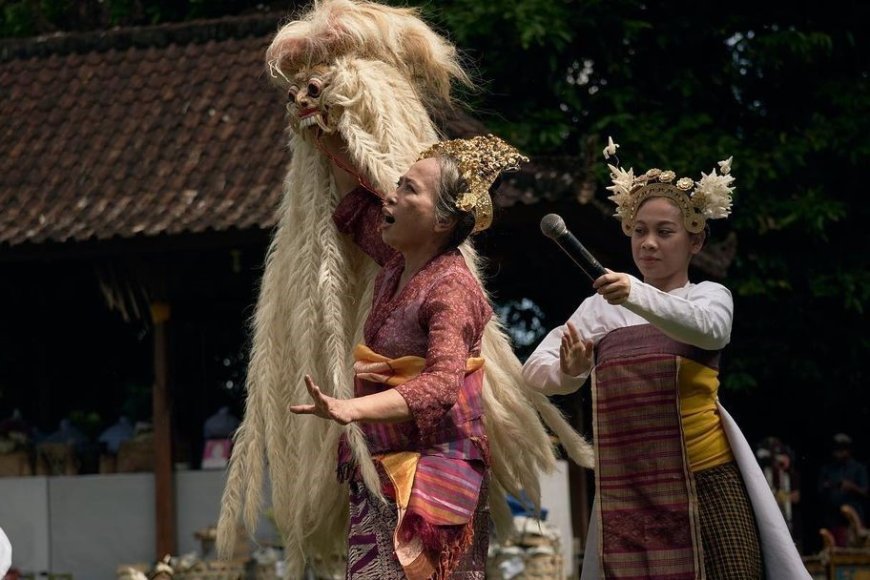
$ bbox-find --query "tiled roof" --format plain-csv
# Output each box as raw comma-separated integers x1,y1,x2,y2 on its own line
0,16,289,248
0,15,594,250
0,16,729,277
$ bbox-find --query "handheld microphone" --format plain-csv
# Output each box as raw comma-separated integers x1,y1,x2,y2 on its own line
540,214,607,281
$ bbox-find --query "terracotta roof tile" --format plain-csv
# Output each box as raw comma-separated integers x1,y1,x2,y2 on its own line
0,16,287,248
0,15,604,257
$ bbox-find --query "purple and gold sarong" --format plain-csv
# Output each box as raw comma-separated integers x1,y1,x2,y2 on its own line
340,344,489,579
592,324,721,579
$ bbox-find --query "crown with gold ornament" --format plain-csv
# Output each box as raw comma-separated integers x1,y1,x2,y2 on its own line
602,136,735,235
419,134,528,233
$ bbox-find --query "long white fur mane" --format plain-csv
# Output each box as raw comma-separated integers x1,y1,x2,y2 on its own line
218,2,593,576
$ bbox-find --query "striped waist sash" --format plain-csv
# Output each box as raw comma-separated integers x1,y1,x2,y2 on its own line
339,344,488,580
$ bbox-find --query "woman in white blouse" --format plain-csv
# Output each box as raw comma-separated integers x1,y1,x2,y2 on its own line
523,147,808,580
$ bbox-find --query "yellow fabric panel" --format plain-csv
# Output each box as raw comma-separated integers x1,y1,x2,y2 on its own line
353,343,484,386
378,451,421,509
677,357,735,472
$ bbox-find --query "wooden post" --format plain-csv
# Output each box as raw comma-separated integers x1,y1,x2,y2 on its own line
151,302,176,558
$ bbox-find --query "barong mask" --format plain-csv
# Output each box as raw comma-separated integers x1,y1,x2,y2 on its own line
603,137,735,235
282,64,337,134
266,0,469,139
418,134,528,233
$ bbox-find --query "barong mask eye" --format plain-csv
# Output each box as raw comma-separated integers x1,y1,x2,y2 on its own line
418,134,528,233
603,137,736,235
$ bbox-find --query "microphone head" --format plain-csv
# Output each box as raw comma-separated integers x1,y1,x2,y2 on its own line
540,213,567,239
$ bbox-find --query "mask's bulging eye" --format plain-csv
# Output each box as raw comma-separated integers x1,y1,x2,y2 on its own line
287,86,299,103
307,78,323,99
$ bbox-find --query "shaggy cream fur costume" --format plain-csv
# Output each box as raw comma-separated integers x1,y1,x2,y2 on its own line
216,1,594,574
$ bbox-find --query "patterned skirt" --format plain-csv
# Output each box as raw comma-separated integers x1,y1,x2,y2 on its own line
345,477,489,579
696,461,765,579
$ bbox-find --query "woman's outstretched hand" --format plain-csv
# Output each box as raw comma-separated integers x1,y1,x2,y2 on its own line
560,321,594,377
593,269,631,305
289,375,356,425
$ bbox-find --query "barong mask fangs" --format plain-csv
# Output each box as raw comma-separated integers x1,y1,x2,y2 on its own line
418,134,528,233
603,137,735,235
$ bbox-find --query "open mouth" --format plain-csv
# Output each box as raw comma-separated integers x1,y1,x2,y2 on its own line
298,108,325,130
382,207,396,226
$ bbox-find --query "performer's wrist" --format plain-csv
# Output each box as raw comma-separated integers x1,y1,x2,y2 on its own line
342,399,360,424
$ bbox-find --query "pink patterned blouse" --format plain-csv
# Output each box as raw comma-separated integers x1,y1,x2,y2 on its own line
333,186,493,441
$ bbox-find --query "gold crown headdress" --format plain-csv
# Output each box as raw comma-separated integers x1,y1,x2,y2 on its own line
418,134,528,233
602,137,735,235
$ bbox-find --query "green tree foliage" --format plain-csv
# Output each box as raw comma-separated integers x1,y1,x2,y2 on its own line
417,0,869,434
2,0,867,456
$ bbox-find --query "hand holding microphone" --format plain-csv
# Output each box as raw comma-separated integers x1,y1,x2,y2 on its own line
540,213,631,304
540,214,607,281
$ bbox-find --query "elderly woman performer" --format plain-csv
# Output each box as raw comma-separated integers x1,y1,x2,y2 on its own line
523,141,810,580
291,133,524,579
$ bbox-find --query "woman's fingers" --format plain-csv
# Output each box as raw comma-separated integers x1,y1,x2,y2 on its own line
595,272,630,304
599,282,621,300
563,339,579,360
566,321,581,344
592,271,616,289
294,375,328,414
562,326,595,377
292,375,353,424
304,374,329,404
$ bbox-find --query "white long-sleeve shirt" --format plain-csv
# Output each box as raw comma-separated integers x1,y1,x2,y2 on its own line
522,275,734,395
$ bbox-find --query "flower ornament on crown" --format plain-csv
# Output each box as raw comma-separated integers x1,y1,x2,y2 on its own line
603,136,735,235
419,134,528,233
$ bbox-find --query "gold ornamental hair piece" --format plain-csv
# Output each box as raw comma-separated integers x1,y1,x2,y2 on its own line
603,136,735,235
419,134,528,233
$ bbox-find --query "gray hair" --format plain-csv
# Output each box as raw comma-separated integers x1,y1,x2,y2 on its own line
432,155,476,249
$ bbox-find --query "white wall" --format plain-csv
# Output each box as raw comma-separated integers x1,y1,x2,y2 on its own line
0,476,50,573
0,471,276,580
49,473,155,577
0,466,573,579
540,459,575,578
